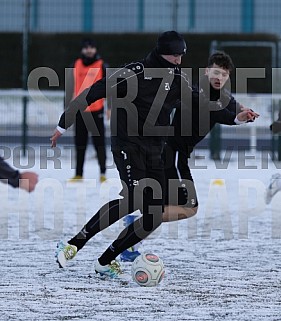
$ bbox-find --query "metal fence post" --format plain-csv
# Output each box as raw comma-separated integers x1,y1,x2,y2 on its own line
209,124,221,160
83,0,93,32
22,0,31,156
241,0,254,32
138,0,144,31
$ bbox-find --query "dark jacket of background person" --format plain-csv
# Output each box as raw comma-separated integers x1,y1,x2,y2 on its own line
0,156,20,187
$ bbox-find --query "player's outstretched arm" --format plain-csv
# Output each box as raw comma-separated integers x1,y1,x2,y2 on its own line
50,78,107,148
50,129,63,148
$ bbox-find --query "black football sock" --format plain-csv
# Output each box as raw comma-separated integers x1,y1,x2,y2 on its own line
68,198,126,250
98,215,160,265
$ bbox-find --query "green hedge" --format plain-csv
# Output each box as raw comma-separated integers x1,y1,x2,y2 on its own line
0,32,279,92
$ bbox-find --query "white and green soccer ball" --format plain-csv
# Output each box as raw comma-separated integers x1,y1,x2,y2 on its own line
131,253,165,287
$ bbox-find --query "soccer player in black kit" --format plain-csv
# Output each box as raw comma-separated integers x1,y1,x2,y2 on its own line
120,51,260,261
164,51,259,218
51,33,257,278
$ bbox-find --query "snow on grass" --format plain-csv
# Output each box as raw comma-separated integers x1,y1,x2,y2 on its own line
0,147,281,321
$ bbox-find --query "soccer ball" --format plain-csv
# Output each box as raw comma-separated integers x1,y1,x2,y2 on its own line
131,253,165,287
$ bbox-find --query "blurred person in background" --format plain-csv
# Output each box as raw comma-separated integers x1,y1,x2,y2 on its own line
0,156,38,192
265,111,281,204
65,38,108,183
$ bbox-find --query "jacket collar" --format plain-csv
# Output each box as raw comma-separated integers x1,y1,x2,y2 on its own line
144,48,179,69
81,53,101,66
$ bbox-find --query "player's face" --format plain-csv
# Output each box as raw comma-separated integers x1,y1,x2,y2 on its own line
205,63,230,90
161,54,183,65
81,46,97,58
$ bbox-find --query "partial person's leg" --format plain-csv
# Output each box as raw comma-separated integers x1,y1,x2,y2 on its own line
119,145,198,261
98,178,164,265
68,198,132,250
90,111,107,178
74,112,88,177
98,145,165,266
120,213,142,262
164,151,198,221
55,198,130,268
56,144,147,268
163,205,198,221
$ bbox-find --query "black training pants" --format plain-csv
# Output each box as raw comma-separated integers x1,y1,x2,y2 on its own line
74,110,106,176
69,142,165,261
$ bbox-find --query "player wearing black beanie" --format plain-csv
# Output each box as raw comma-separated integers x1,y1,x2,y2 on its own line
52,31,223,278
156,30,187,55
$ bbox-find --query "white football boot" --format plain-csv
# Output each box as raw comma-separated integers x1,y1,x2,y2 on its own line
55,240,77,268
94,259,124,278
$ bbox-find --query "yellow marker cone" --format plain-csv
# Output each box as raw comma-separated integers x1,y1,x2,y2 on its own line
212,179,224,186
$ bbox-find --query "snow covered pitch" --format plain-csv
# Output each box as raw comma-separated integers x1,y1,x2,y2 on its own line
0,146,280,321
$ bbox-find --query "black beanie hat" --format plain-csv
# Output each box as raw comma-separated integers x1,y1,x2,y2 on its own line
81,38,97,49
156,31,187,55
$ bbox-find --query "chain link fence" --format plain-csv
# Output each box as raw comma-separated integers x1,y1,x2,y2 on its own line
0,0,281,34
1,0,281,156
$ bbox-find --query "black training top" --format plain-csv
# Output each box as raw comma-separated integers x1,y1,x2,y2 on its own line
167,75,242,158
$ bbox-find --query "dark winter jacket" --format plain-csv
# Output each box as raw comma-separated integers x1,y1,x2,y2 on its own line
58,49,221,150
167,75,242,158
0,157,20,188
